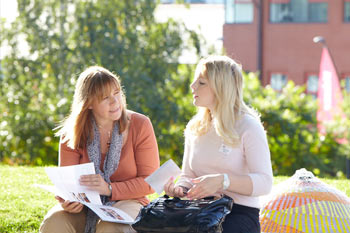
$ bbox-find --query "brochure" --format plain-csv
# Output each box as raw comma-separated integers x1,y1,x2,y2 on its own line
37,160,183,223
36,163,135,224
145,159,182,194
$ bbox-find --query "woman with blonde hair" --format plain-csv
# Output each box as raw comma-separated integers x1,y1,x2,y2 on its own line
164,55,273,233
40,66,159,233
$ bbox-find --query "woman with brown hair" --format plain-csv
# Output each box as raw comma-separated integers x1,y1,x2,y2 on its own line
40,66,159,233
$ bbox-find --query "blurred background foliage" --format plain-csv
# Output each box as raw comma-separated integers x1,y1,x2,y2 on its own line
0,0,349,177
0,0,198,166
243,73,350,177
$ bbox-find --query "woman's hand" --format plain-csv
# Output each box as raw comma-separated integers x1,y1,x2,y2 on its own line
186,174,224,200
79,174,111,196
55,196,84,213
164,177,186,198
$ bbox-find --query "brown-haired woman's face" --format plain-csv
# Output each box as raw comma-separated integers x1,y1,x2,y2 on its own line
89,86,123,124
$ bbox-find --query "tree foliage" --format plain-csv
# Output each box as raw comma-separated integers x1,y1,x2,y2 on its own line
243,73,349,177
0,0,198,165
0,0,348,177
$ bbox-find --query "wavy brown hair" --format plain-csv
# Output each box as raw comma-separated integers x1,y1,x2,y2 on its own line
56,66,128,149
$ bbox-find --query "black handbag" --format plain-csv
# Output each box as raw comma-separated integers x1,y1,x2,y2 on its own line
132,195,234,233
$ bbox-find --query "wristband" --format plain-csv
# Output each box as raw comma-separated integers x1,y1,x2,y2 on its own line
222,173,230,190
108,183,112,197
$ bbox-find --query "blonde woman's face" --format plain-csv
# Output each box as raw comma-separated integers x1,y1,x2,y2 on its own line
89,86,122,125
190,74,216,111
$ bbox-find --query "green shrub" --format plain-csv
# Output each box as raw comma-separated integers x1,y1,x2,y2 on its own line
244,73,349,177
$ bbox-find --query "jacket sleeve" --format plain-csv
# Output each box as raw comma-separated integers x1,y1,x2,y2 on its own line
110,117,160,200
59,139,82,166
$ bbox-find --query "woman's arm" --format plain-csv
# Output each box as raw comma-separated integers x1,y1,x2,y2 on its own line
59,139,82,166
57,139,85,212
164,137,197,197
110,116,160,200
175,137,197,189
187,118,273,199
236,118,273,196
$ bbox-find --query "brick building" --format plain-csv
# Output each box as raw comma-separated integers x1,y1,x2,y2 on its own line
223,0,350,94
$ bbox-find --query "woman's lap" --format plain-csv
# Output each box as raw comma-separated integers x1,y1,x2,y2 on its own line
39,204,87,233
96,199,142,233
222,203,260,233
40,200,142,233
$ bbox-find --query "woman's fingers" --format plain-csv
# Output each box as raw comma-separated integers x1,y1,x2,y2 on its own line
70,203,84,213
76,204,84,213
80,174,101,186
55,196,65,203
186,174,224,199
61,200,70,209
164,177,175,195
174,186,186,197
56,196,84,213
186,187,196,199
187,184,208,199
174,186,181,195
62,201,83,213
164,177,187,197
79,174,108,195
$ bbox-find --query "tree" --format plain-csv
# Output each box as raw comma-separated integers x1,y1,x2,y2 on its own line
0,0,200,165
243,73,348,177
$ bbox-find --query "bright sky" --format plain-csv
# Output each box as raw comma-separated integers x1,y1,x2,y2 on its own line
155,4,224,63
0,0,20,59
0,1,224,62
0,0,18,24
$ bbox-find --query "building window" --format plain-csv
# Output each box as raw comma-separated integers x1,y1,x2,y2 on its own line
306,74,318,98
345,2,350,22
345,76,350,92
160,0,224,3
270,73,287,91
203,0,224,3
270,0,328,23
226,0,254,24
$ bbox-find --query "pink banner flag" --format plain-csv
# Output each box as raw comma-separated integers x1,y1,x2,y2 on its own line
316,47,344,136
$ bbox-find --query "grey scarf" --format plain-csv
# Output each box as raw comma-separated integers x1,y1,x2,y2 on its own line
84,119,123,233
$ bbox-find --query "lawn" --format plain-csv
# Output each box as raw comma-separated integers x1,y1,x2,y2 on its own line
0,165,349,233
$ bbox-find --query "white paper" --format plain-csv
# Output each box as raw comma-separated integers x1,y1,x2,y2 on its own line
84,203,135,224
33,184,67,198
36,163,135,225
44,163,102,204
145,159,182,194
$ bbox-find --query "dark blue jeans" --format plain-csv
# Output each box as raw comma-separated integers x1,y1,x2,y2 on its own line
222,203,260,233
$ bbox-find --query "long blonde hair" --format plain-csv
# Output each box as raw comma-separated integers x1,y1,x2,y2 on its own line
56,66,128,149
185,55,259,146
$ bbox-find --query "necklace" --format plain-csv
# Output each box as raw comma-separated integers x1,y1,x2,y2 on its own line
97,124,111,147
106,131,111,147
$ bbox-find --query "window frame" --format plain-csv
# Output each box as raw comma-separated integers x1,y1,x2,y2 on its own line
341,73,350,93
344,1,350,23
305,72,319,98
269,72,288,92
225,0,254,24
269,0,328,24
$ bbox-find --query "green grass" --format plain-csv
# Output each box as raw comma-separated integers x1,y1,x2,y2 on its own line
0,166,349,233
0,166,57,233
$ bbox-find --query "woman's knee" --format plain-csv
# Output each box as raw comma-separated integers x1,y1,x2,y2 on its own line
96,221,136,233
40,207,86,233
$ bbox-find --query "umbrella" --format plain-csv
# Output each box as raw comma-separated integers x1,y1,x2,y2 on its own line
260,168,350,233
